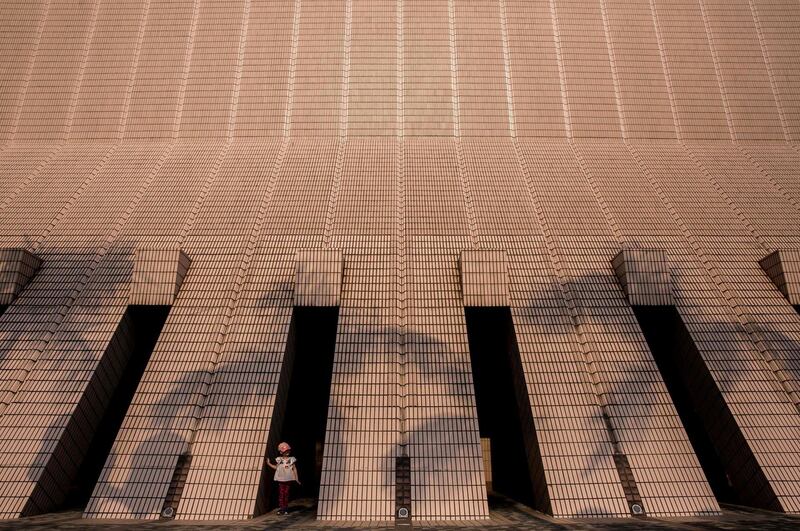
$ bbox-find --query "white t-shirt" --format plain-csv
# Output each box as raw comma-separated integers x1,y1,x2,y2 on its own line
274,456,297,482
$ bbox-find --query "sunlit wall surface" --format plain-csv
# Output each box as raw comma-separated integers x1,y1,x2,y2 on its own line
0,0,799,523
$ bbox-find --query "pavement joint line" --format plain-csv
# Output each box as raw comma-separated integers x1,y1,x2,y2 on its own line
1,502,799,531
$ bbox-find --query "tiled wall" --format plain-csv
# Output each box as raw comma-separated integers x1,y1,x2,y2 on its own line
403,0,454,136
629,142,800,512
648,0,730,140
0,0,799,523
2,0,799,142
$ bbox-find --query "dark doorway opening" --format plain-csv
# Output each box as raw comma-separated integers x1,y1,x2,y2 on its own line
0,305,7,318
264,306,339,509
61,305,170,511
465,307,548,512
634,306,779,509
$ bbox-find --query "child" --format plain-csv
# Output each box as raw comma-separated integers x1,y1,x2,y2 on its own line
266,441,300,515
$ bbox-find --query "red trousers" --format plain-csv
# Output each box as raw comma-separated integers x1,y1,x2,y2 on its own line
278,481,291,510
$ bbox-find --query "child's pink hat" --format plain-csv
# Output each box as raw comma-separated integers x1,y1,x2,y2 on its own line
278,442,291,452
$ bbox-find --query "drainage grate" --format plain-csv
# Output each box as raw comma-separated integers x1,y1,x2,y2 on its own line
161,453,192,519
395,455,412,527
612,452,645,516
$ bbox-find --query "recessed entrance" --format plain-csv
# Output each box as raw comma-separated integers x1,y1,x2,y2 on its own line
634,306,779,509
60,305,170,511
262,306,339,510
464,307,548,512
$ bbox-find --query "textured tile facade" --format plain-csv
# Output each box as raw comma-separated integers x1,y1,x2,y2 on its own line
611,248,673,307
0,0,798,524
130,248,191,306
0,249,41,306
460,250,509,307
295,250,343,307
760,250,800,305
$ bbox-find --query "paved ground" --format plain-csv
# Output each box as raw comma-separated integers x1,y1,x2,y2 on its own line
1,498,799,530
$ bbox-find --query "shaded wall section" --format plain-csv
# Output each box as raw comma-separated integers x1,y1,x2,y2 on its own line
0,138,796,520
62,305,170,511
465,307,540,509
634,306,766,507
273,307,338,504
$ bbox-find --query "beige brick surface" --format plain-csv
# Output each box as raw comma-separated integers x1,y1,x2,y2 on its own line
0,0,798,523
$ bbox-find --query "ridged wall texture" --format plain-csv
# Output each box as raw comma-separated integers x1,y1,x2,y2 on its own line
0,0,799,523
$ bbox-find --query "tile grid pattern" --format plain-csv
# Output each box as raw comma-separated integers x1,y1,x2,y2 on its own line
404,0,453,136
0,143,136,415
319,139,398,521
648,0,729,140
504,1,564,137
607,0,676,139
519,141,719,516
684,144,800,411
0,144,63,213
460,251,509,308
0,250,42,306
0,0,49,142
0,135,792,516
629,142,800,512
13,0,97,141
759,250,800,305
2,1,798,142
129,249,191,307
84,142,236,519
570,142,730,515
0,141,175,517
748,0,800,141
701,0,785,141
611,249,674,307
405,139,486,520
395,136,408,514
115,0,151,140
511,139,629,518
696,0,736,141
0,0,798,523
170,140,292,520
